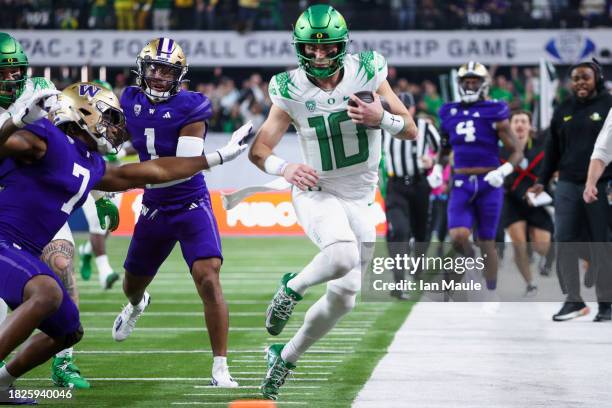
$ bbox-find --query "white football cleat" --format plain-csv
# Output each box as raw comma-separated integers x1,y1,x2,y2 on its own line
112,292,150,342
210,366,239,388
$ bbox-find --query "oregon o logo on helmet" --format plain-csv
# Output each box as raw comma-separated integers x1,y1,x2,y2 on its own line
316,33,323,39
7,57,16,63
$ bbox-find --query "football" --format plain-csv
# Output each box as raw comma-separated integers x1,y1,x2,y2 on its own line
348,91,390,129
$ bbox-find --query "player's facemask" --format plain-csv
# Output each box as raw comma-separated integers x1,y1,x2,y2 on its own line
0,67,27,106
457,61,490,104
135,38,188,103
53,82,129,154
296,42,347,78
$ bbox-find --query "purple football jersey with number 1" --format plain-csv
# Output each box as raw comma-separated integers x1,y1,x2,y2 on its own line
121,86,213,206
0,119,106,256
439,100,510,169
121,86,222,276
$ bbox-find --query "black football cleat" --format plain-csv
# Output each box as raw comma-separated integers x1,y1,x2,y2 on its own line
552,301,590,322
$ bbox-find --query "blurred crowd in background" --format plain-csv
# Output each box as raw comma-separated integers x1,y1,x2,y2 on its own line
46,63,581,134
2,0,611,31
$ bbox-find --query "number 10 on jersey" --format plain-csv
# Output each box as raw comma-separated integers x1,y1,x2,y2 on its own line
308,111,369,171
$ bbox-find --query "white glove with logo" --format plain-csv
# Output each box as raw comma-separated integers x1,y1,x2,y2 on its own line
427,164,444,189
9,88,61,128
484,162,514,188
216,120,253,163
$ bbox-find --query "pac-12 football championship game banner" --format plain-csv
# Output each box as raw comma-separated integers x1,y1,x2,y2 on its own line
10,29,611,67
112,190,388,237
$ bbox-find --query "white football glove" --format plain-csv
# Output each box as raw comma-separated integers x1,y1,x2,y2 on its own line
9,88,61,128
217,120,253,163
484,162,514,188
427,164,444,189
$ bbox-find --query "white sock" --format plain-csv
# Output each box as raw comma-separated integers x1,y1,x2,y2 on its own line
212,356,227,372
81,240,92,255
0,299,7,325
281,289,356,364
96,255,113,281
0,366,17,391
55,347,73,359
287,242,359,296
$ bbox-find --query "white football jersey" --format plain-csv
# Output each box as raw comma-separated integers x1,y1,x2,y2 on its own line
0,77,56,125
268,51,388,201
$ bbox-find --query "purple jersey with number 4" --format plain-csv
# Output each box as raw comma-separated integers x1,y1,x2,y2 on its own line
439,100,509,169
121,86,213,206
0,119,106,256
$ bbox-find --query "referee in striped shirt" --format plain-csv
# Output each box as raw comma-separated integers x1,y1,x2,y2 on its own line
383,95,441,299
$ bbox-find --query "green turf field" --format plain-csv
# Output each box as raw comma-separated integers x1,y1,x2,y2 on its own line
19,236,414,407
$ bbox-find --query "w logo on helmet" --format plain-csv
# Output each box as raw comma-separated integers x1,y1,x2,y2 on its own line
78,84,101,98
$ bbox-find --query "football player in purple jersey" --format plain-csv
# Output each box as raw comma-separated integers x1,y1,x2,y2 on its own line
430,61,522,304
112,38,243,387
0,82,247,403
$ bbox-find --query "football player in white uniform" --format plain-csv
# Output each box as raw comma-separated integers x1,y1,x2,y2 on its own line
248,5,417,400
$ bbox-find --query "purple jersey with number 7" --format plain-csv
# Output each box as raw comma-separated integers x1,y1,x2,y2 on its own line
0,119,106,256
439,100,509,169
120,86,213,206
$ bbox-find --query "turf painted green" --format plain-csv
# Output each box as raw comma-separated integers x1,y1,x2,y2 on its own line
18,236,414,407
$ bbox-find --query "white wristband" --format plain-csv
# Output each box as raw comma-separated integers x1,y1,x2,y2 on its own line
264,154,288,176
379,111,405,135
205,151,223,168
498,162,514,177
177,136,204,157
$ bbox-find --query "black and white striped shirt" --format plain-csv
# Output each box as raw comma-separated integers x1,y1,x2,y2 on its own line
383,118,441,178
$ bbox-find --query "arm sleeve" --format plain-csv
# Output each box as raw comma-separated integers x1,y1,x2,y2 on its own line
591,108,612,165
537,121,560,186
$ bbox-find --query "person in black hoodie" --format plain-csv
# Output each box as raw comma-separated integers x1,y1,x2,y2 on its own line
502,110,554,298
529,60,612,322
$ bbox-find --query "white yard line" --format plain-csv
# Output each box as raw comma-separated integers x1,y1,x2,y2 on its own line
65,350,348,355
185,392,315,396
192,385,321,389
172,402,308,406
231,359,342,363
79,311,379,317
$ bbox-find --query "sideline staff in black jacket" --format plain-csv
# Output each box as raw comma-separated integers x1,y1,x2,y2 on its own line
530,60,612,322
